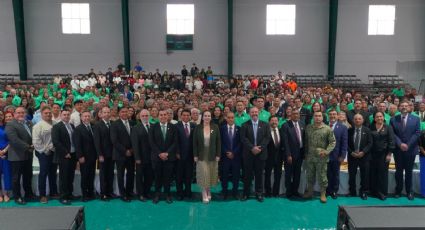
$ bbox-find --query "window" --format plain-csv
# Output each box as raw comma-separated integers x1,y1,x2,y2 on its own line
167,4,194,35
368,5,395,35
266,4,296,35
61,3,90,34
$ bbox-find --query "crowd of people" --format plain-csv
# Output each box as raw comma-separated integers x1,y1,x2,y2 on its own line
0,62,424,206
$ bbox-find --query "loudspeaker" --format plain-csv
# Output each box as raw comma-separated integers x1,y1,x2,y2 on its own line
337,205,425,230
0,206,85,230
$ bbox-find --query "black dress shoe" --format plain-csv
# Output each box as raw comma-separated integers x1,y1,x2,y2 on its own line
152,196,159,204
240,195,248,201
360,193,368,200
377,193,386,201
121,196,131,202
166,196,173,204
256,195,264,202
407,193,414,200
264,193,271,198
139,196,147,202
108,193,118,199
100,195,109,201
60,199,71,205
232,192,239,200
330,192,337,199
15,197,26,205
70,195,81,200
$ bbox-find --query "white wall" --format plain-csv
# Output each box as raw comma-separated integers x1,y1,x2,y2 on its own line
233,0,329,75
336,0,425,85
129,0,227,74
23,0,123,75
0,0,19,73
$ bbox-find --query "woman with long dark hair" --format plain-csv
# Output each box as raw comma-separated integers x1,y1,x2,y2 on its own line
369,111,395,200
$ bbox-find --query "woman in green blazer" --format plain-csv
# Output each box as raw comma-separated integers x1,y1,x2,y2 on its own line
193,111,221,203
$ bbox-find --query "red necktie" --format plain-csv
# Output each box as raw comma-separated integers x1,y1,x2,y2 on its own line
184,124,189,137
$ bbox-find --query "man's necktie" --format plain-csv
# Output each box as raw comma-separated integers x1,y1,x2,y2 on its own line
354,128,361,152
161,125,167,141
273,128,279,147
185,124,190,137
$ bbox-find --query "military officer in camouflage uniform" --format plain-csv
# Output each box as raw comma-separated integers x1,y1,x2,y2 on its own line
303,111,336,203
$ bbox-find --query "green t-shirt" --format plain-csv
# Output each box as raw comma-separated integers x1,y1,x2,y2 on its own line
369,112,391,126
392,88,405,97
278,118,288,129
235,111,251,127
259,109,271,123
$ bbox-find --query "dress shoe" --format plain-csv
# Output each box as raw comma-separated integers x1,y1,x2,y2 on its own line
222,193,228,200
394,193,401,198
256,194,264,202
407,193,414,200
50,194,60,199
121,196,131,202
320,192,327,203
60,199,71,205
303,189,313,199
100,195,109,201
240,195,248,201
166,196,173,204
15,197,26,205
152,196,159,204
360,193,368,200
70,195,81,200
232,192,239,200
139,196,147,202
264,193,271,198
330,192,337,199
40,196,48,204
108,193,118,199
377,193,386,201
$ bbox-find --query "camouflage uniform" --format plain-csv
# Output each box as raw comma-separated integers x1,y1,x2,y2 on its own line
305,123,336,192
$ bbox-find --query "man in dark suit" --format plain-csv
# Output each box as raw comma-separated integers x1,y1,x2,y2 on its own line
52,109,77,205
282,108,304,198
294,97,311,125
240,107,271,202
73,111,96,201
347,99,370,128
326,110,348,199
131,109,154,201
264,116,283,197
110,106,134,202
5,106,34,205
93,106,114,201
390,101,421,200
348,114,373,200
175,109,196,200
149,110,178,204
220,112,241,199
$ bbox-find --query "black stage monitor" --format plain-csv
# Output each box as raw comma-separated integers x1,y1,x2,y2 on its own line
0,206,85,230
337,205,425,230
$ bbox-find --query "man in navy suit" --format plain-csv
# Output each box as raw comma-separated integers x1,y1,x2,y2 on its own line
390,101,421,200
282,108,304,198
175,109,196,200
220,112,241,200
326,109,348,199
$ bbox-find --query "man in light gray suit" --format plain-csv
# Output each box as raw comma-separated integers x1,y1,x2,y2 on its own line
5,106,34,205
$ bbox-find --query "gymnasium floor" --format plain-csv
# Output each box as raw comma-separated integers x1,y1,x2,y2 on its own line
1,186,425,230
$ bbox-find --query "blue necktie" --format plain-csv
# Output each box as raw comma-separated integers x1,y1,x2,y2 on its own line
253,122,258,145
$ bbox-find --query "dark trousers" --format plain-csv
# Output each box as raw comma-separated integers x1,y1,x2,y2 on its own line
394,152,416,194
264,156,283,196
35,152,57,196
136,162,154,197
348,155,370,195
99,157,114,196
80,159,96,197
116,156,135,197
153,160,174,195
243,155,265,195
10,159,33,199
221,158,241,193
326,160,341,194
284,157,302,196
59,154,77,199
176,158,193,197
370,153,389,196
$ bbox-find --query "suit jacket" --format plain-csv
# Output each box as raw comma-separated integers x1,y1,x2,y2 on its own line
176,121,196,161
110,119,132,161
220,124,241,160
93,120,113,158
5,119,33,161
149,122,178,162
299,107,311,125
282,120,305,160
329,121,348,161
240,120,271,160
73,123,96,161
193,124,221,161
370,124,395,155
390,114,421,155
267,127,283,163
52,121,75,162
131,123,151,163
348,126,373,158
